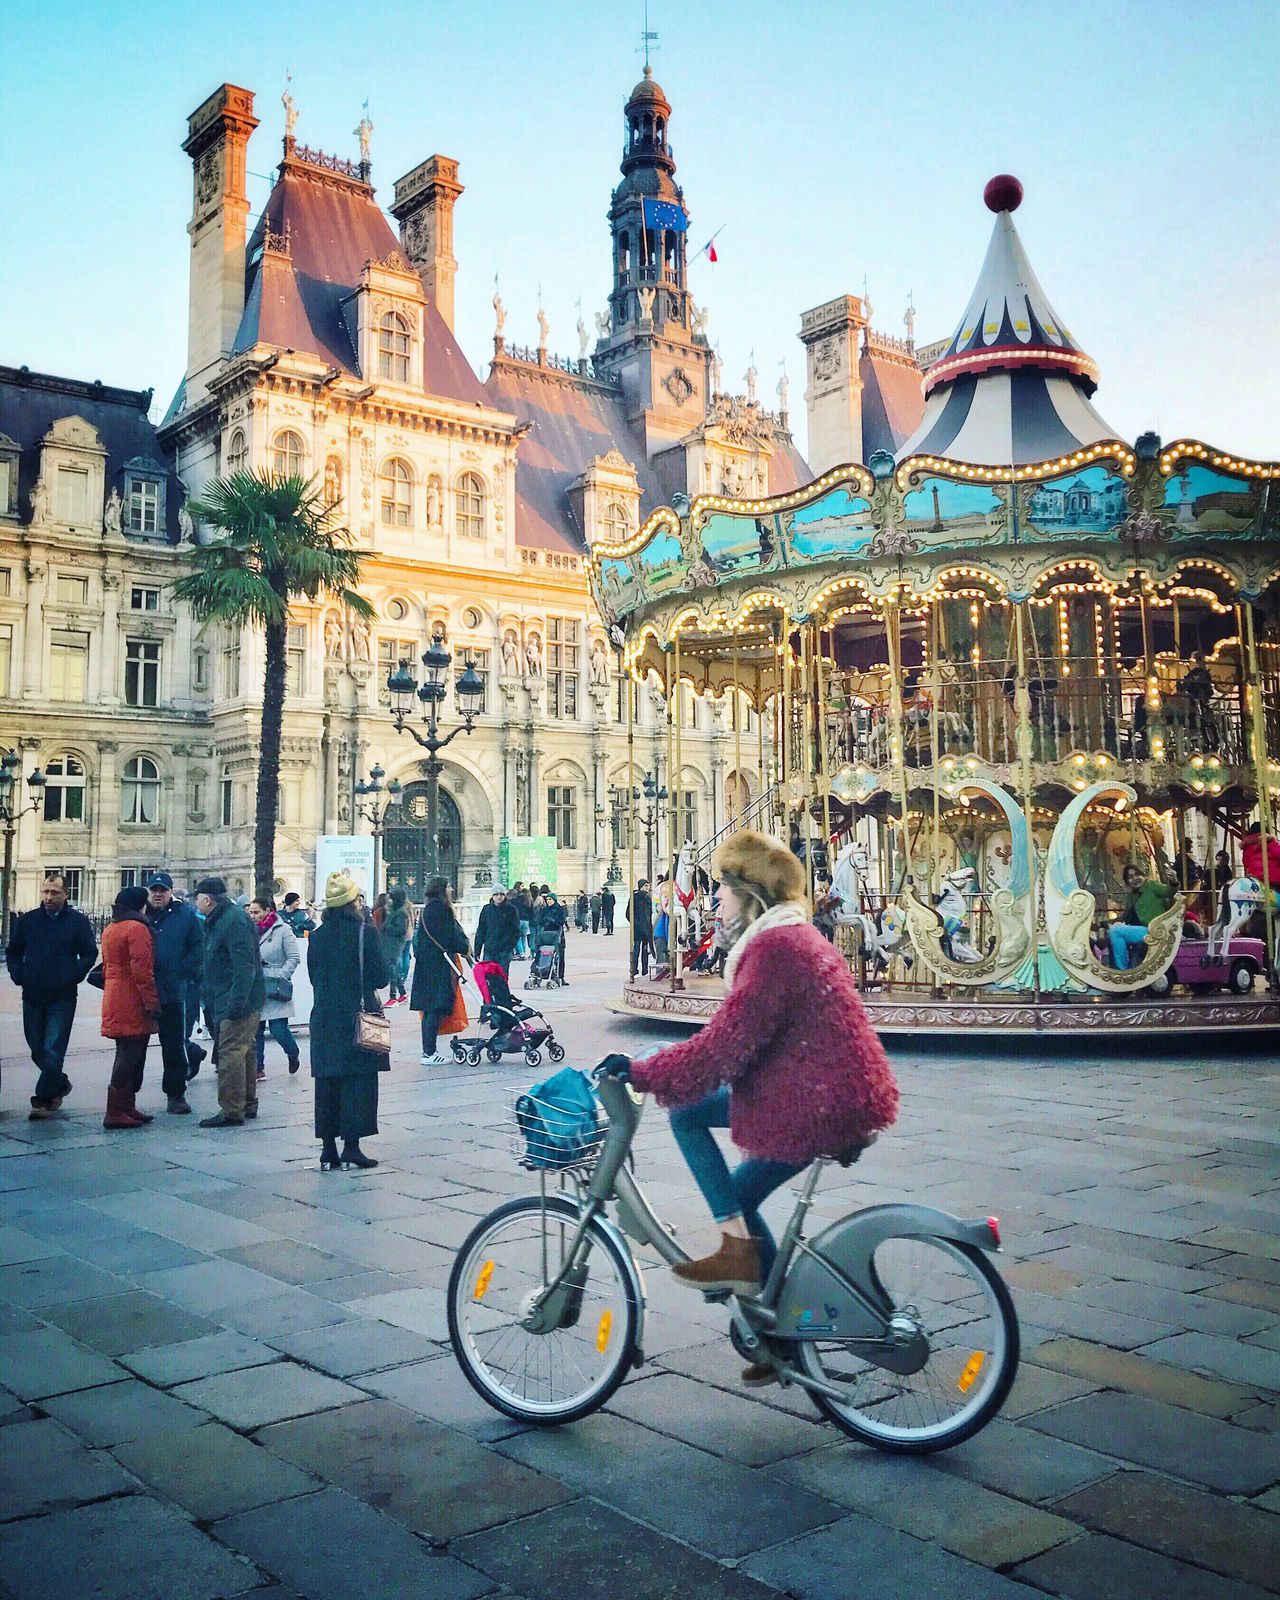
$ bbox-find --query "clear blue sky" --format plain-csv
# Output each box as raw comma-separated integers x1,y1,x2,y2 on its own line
4,0,1278,456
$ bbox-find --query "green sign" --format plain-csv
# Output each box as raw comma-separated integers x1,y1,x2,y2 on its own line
498,836,559,890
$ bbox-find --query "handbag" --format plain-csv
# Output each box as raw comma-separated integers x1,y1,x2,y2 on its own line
265,976,293,1002
422,918,468,1035
353,923,391,1055
86,962,105,991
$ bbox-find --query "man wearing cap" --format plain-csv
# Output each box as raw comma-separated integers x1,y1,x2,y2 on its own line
193,877,264,1127
144,873,204,1115
474,886,520,975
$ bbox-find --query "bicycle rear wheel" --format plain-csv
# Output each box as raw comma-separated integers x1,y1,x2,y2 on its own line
448,1194,639,1425
796,1237,1018,1453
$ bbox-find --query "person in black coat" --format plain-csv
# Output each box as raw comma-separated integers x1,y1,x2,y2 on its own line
143,873,204,1114
307,871,390,1170
628,879,654,977
600,885,616,934
537,892,569,982
410,876,470,1065
6,874,98,1117
474,888,521,973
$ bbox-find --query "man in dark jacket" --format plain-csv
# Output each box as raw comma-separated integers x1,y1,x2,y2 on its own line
628,879,654,977
474,887,521,973
600,884,616,935
5,874,98,1118
144,872,204,1115
194,877,264,1128
536,891,569,983
280,892,315,938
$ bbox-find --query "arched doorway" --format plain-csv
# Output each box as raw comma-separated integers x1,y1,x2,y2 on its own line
384,781,462,898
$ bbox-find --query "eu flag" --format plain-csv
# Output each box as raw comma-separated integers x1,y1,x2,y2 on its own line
642,198,687,233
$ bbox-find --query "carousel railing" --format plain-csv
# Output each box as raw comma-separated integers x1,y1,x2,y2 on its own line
697,783,780,868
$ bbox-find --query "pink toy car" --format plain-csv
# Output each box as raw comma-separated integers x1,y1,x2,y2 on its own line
1146,936,1268,997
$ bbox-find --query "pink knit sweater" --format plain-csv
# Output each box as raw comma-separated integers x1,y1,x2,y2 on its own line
629,922,899,1164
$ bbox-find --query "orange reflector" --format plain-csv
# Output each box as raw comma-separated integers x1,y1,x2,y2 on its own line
957,1351,985,1392
473,1260,495,1300
596,1310,613,1353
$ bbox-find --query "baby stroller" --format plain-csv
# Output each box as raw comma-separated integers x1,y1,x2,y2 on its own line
451,961,566,1068
525,933,564,990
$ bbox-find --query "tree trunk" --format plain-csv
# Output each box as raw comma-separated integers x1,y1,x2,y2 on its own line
255,616,287,898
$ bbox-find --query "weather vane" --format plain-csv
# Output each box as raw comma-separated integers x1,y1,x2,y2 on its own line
639,0,659,67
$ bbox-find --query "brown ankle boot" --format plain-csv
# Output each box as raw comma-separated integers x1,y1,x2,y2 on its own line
672,1233,761,1295
103,1086,146,1129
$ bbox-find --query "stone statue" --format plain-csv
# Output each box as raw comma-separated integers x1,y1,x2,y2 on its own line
177,501,194,543
282,81,298,140
103,488,122,535
323,458,341,505
30,476,50,524
537,306,550,348
351,618,372,661
711,344,723,395
354,107,373,163
426,474,442,529
745,354,758,404
590,636,610,687
525,630,544,678
690,300,708,340
492,287,506,337
577,312,590,360
595,309,611,337
776,369,789,415
324,613,343,658
501,629,520,676
637,285,655,323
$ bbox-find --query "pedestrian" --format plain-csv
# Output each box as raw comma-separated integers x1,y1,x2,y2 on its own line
248,897,301,1078
379,885,411,1003
513,882,533,959
5,873,98,1119
194,877,264,1128
280,891,315,937
590,889,602,934
611,829,899,1385
539,890,569,983
370,891,388,932
575,890,590,932
144,871,203,1115
100,885,161,1130
627,878,654,977
411,876,470,1066
307,870,390,1170
601,883,616,935
475,886,520,974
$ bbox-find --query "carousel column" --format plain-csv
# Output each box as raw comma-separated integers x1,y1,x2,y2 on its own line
1014,602,1041,996
884,593,913,894
670,631,684,989
1244,602,1278,987
626,657,637,960
732,642,743,823
816,623,834,869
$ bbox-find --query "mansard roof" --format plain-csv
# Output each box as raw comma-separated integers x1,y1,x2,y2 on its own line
234,148,486,406
860,332,926,458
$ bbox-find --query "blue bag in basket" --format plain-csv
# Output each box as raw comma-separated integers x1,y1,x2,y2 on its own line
516,1067,600,1170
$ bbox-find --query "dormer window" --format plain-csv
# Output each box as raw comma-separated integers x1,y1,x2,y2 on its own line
379,312,411,383
58,466,90,523
125,476,160,536
0,436,17,517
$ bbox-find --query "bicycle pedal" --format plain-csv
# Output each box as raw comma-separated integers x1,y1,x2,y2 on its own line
702,1289,732,1304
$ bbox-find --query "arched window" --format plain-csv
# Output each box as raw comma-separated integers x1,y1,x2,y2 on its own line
380,458,413,527
43,755,87,823
455,472,485,539
121,756,161,825
601,500,631,544
273,430,305,477
226,429,246,474
378,312,411,383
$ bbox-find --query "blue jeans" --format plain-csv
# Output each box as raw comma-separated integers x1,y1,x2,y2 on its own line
517,920,530,958
22,995,77,1104
256,1017,299,1068
1109,923,1148,970
669,1087,803,1283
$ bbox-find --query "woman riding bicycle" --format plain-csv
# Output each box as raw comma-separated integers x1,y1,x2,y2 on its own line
622,830,899,1338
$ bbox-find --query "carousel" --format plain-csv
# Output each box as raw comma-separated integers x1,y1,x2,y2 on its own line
590,176,1280,1036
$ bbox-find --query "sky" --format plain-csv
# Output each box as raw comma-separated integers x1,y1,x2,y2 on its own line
3,0,1278,458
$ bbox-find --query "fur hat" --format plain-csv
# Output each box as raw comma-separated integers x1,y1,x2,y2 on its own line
325,870,359,909
712,830,807,909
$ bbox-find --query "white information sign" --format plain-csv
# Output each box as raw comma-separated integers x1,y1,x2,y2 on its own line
314,834,377,903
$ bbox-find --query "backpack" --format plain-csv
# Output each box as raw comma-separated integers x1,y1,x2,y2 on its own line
515,1067,601,1170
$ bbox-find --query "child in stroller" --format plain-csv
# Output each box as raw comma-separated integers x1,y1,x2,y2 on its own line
525,933,564,989
450,961,566,1068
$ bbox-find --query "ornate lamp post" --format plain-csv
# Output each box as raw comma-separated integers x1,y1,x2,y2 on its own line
632,769,667,887
352,763,403,895
387,634,485,882
606,784,628,884
0,750,45,939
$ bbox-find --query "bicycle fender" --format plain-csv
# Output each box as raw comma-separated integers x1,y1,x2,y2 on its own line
776,1204,1000,1342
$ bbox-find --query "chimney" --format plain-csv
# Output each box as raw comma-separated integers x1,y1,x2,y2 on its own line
182,84,259,407
799,294,868,477
391,157,464,332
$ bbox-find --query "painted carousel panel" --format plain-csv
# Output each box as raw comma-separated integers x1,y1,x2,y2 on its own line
901,476,1004,545
1162,464,1271,540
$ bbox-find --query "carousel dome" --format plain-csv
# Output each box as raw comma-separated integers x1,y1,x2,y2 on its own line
899,177,1121,466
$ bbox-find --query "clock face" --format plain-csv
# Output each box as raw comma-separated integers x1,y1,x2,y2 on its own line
813,337,840,381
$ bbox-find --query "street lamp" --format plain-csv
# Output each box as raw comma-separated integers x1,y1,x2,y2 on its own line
352,763,403,896
605,784,628,884
0,750,46,938
631,769,667,887
387,632,485,882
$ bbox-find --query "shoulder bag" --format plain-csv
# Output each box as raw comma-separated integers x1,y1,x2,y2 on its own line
422,916,469,1035
353,923,391,1055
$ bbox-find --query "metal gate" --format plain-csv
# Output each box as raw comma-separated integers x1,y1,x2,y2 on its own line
384,782,462,899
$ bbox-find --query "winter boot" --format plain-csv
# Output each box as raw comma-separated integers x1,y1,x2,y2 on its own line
103,1086,146,1130
671,1233,761,1296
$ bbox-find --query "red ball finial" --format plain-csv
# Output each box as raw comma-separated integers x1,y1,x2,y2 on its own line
984,174,1023,214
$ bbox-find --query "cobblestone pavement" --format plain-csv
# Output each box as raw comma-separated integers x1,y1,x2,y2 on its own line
1,931,1277,1600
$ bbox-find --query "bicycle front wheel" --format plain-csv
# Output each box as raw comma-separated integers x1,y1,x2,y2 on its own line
448,1194,639,1425
797,1236,1018,1453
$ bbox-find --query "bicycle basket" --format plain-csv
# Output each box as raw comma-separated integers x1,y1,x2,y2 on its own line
513,1066,604,1171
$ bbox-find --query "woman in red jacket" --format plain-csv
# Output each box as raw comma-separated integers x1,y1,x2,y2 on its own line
626,830,899,1306
100,885,161,1129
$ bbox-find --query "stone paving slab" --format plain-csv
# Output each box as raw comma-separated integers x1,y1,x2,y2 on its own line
1014,1529,1274,1600
1031,1336,1260,1417
42,1376,210,1445
113,1419,321,1522
39,1289,217,1356
0,1326,122,1400
604,1370,826,1466
1140,1330,1280,1391
120,1329,284,1386
268,1316,441,1377
87,1190,278,1250
1026,1391,1279,1494
0,1492,262,1600
259,1396,569,1538
352,1354,528,1443
173,1361,364,1431
0,1254,129,1307
1054,1469,1280,1592
928,1415,1117,1503
217,1485,492,1600
219,1239,354,1285
0,1415,133,1521
216,1287,357,1342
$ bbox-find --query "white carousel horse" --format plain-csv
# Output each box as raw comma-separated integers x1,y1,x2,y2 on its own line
672,839,704,947
1207,877,1275,960
934,867,983,963
830,842,907,968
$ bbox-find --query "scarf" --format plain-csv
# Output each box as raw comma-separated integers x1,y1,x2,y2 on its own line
722,900,809,989
256,910,279,934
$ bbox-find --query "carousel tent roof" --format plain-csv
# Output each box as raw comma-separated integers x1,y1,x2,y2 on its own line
898,175,1120,466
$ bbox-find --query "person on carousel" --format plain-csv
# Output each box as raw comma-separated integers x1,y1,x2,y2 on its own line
601,830,899,1383
1240,821,1280,895
1108,861,1178,971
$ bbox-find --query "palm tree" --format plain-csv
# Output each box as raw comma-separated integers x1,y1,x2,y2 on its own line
173,471,373,898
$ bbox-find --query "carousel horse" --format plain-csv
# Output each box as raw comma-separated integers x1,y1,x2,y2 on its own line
672,840,704,947
830,842,907,970
934,867,983,963
1207,877,1276,960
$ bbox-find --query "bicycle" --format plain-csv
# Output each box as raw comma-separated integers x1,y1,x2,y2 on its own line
447,1065,1019,1453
